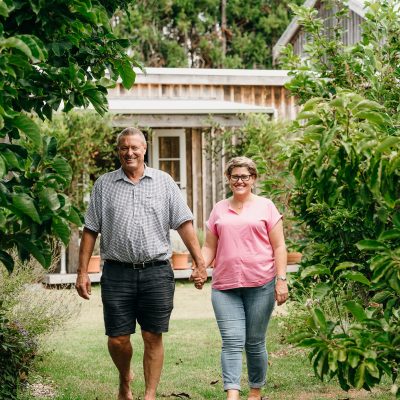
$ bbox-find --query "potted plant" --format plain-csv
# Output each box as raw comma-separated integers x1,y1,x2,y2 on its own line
170,230,190,270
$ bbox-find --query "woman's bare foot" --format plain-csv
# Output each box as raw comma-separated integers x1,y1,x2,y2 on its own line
118,371,134,400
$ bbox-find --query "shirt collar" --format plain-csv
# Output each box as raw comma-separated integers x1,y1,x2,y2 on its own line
113,166,154,182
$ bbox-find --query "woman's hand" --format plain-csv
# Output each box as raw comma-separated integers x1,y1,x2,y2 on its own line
275,279,288,306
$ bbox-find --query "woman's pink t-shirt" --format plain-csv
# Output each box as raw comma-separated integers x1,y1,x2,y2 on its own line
206,196,282,290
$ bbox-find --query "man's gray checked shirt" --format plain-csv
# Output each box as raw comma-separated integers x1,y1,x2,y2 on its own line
84,167,193,263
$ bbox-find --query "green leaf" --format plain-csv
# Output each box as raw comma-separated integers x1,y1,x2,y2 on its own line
356,240,387,251
313,282,331,299
0,250,14,273
16,34,47,62
393,212,400,228
312,308,327,331
301,264,331,279
348,351,360,368
334,261,357,272
52,216,70,245
117,59,136,89
0,37,33,59
16,236,48,268
13,115,42,149
354,111,389,127
378,229,400,241
328,350,338,372
355,362,366,389
345,300,367,321
39,188,61,211
365,359,380,379
0,154,6,178
44,136,58,159
340,271,370,286
12,193,41,223
0,1,10,17
376,137,400,153
65,206,83,226
51,157,72,182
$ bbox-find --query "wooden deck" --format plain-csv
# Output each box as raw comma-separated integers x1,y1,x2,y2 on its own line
44,265,299,285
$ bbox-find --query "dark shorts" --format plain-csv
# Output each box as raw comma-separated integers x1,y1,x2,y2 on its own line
100,260,175,337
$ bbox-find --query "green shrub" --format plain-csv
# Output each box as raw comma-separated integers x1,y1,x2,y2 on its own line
280,0,400,395
0,255,80,397
0,304,38,400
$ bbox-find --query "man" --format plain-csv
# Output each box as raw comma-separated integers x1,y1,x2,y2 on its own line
75,127,207,400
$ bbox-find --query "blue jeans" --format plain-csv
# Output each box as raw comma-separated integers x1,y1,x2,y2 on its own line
211,279,275,391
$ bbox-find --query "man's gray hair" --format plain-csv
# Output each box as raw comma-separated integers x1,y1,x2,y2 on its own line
116,127,146,147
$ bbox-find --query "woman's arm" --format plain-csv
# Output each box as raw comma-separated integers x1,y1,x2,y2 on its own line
202,227,218,268
269,219,289,306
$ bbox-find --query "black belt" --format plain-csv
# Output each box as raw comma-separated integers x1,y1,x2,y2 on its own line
104,259,169,270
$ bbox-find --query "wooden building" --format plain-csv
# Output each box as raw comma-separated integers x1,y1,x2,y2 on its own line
273,0,366,63
52,67,296,278
106,68,293,231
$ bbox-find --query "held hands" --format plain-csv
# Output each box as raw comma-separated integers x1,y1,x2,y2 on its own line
190,266,208,290
75,273,92,300
275,279,289,306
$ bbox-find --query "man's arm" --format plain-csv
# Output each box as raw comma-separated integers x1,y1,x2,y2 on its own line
176,220,207,288
75,227,98,300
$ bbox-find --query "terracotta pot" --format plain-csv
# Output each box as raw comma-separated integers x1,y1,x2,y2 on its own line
171,252,190,270
87,255,101,273
287,251,302,265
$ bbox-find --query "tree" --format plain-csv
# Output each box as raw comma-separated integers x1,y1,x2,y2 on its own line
280,0,400,395
0,0,138,272
113,0,303,68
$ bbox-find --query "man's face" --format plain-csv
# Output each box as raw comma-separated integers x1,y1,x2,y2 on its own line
118,134,147,173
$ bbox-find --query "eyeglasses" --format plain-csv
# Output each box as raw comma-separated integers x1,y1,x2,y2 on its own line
229,174,253,182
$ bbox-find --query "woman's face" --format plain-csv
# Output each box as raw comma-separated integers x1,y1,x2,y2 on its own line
228,166,255,197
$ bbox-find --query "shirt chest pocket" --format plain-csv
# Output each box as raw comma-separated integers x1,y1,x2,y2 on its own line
143,194,164,213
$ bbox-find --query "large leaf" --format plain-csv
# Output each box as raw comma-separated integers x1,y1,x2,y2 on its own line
39,187,61,211
301,264,331,279
16,235,49,268
13,114,42,149
52,216,71,245
51,156,72,182
0,154,6,178
0,37,33,59
16,34,47,62
378,229,400,241
0,250,14,273
12,193,41,223
356,240,387,251
344,300,367,321
340,271,370,286
376,137,400,153
117,59,136,89
334,261,358,272
65,206,83,226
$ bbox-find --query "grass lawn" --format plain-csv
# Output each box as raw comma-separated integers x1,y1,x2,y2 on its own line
22,282,394,400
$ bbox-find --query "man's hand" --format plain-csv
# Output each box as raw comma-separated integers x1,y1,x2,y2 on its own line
190,266,208,290
75,273,92,300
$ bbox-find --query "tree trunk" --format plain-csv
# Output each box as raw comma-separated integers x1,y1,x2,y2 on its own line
67,227,80,273
221,0,227,64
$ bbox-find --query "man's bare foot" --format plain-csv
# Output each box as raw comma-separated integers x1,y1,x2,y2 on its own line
118,371,134,400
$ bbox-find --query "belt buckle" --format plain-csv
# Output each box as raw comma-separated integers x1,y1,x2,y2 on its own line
132,261,146,270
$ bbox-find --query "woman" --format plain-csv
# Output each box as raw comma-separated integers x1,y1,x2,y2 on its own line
200,156,288,400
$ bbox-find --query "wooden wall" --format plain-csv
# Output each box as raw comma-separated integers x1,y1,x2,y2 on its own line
290,4,364,58
109,82,296,120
